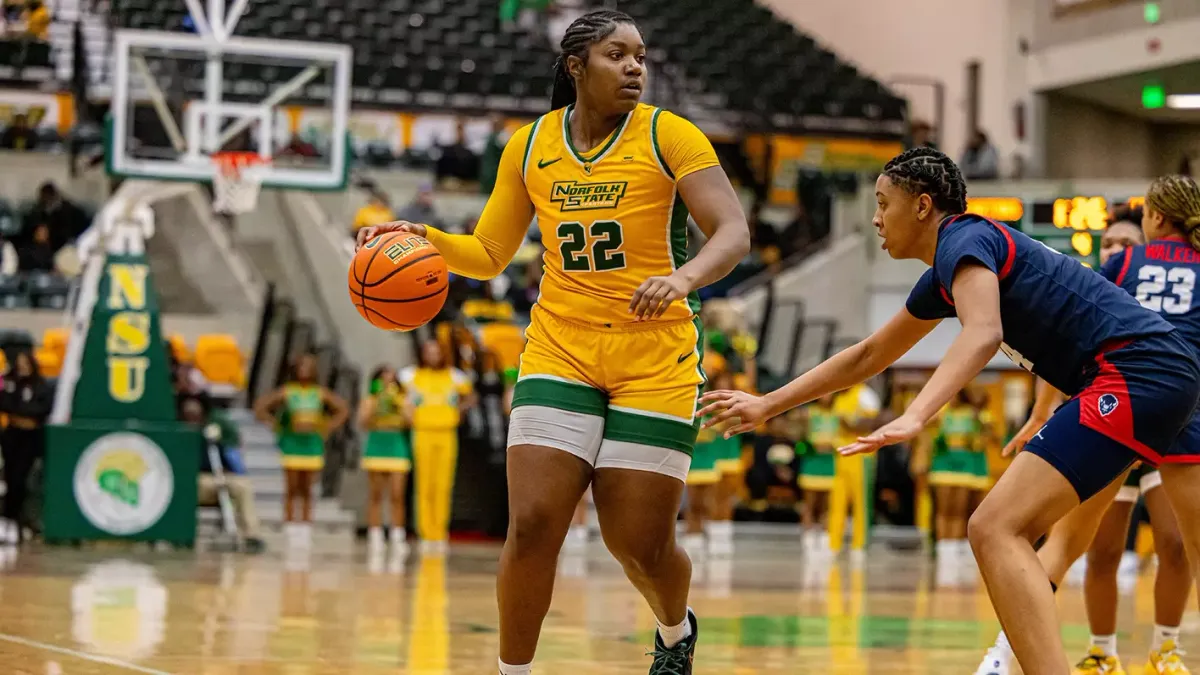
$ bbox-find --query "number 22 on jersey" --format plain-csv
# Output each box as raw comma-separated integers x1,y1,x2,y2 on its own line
557,220,627,272
1135,264,1195,314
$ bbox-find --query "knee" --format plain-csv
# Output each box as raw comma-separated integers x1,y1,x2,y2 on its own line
507,502,568,555
1156,531,1189,571
967,509,1015,555
1086,540,1124,575
603,528,674,577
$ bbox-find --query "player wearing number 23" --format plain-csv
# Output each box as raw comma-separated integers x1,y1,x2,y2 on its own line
1100,178,1200,469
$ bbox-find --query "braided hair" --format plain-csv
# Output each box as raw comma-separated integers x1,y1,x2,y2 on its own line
550,10,637,111
881,147,968,216
1146,174,1200,253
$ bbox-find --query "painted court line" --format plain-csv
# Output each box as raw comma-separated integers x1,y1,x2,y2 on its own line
0,632,173,674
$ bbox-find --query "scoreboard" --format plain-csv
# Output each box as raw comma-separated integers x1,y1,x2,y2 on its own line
966,195,1145,268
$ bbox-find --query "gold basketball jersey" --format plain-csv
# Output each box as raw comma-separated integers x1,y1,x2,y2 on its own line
520,103,718,327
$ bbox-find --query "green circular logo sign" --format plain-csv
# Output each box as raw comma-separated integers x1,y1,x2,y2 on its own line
73,432,174,535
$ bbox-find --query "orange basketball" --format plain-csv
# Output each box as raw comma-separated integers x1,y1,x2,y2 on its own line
348,231,448,331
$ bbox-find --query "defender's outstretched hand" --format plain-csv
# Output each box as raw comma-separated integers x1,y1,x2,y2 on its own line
838,413,925,456
697,389,772,439
355,220,428,251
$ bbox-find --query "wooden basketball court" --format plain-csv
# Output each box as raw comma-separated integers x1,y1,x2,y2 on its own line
0,540,1189,674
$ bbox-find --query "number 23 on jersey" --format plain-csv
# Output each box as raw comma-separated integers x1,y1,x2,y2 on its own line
1136,264,1195,314
557,220,628,272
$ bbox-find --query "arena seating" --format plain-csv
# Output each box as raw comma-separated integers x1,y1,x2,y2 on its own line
109,0,904,131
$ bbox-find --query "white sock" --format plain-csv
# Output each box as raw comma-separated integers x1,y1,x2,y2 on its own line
498,658,531,674
390,526,406,544
656,613,693,649
993,630,1014,659
1090,634,1118,657
1152,624,1181,651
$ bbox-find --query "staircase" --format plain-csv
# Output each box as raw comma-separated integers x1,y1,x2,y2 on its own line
210,408,357,538
48,0,111,88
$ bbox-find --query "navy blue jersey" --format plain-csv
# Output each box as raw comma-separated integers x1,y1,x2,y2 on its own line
906,214,1175,395
1101,238,1200,355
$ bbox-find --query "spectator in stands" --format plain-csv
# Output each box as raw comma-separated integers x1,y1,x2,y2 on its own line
400,339,475,554
352,191,395,236
434,120,479,186
30,183,90,248
508,256,543,314
961,129,1000,180
280,134,319,159
0,113,36,151
253,353,349,550
23,0,47,41
168,349,208,401
395,184,444,231
479,115,507,195
745,415,801,514
358,365,412,556
0,350,51,545
15,222,54,272
180,393,265,553
907,119,937,150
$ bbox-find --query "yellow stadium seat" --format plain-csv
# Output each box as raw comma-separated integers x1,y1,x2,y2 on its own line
478,323,525,372
42,326,68,353
195,334,245,389
167,333,192,364
34,345,61,378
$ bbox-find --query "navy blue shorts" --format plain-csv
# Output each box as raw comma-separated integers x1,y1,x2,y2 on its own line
1024,332,1200,501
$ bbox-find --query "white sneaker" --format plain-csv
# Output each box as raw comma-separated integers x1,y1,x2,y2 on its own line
706,521,734,557
682,533,706,559
389,526,409,555
563,524,588,552
297,523,313,550
0,519,15,546
367,526,385,553
1117,550,1140,576
848,548,866,567
1066,556,1088,587
974,645,1012,675
955,539,975,563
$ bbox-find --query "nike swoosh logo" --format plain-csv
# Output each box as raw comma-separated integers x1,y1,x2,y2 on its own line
677,353,691,364
538,157,561,169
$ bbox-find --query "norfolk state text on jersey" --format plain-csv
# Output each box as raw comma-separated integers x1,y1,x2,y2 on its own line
551,180,629,211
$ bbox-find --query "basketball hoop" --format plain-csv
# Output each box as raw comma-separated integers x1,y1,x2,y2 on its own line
213,151,270,214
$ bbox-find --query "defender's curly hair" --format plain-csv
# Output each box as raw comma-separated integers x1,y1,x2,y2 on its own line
882,147,968,216
1146,174,1200,253
550,10,638,111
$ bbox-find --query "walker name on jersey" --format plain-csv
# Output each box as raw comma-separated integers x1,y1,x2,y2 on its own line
551,181,628,211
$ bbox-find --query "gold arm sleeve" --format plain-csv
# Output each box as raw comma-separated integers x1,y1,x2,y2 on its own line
422,124,536,280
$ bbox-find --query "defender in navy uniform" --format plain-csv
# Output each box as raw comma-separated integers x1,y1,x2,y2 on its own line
976,185,1200,675
698,148,1200,675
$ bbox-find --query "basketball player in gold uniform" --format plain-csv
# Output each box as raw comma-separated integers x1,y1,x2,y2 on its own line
356,11,750,674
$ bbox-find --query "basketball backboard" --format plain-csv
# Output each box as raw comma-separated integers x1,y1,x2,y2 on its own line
106,0,351,191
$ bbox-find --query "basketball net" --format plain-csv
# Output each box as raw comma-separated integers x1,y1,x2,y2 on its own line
213,151,270,214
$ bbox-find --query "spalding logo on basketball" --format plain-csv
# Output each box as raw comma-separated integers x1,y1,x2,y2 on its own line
1098,393,1119,417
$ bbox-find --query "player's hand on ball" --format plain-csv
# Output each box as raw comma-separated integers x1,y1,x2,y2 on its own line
839,413,925,456
698,390,772,438
1002,414,1047,457
355,220,428,251
629,273,690,320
